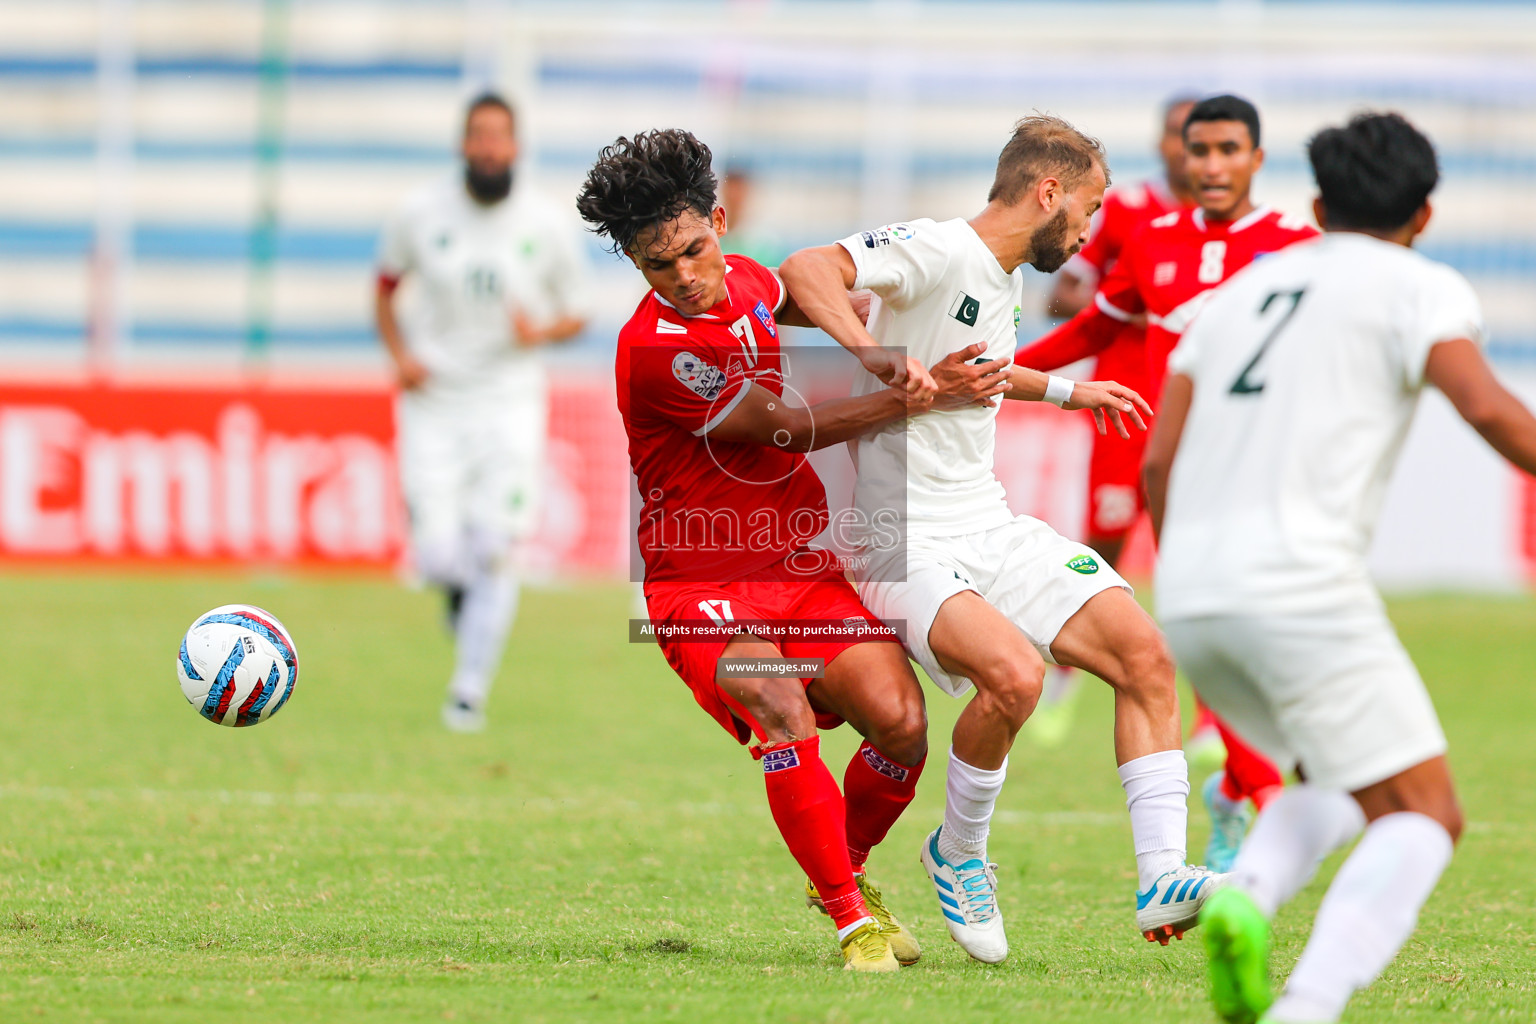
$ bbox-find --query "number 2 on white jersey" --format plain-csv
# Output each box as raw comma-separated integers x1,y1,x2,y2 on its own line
1230,289,1307,395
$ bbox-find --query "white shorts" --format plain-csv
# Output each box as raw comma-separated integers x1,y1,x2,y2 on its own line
856,515,1129,697
1162,607,1447,793
396,383,547,573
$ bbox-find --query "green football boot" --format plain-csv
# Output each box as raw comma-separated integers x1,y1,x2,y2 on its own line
1201,887,1274,1024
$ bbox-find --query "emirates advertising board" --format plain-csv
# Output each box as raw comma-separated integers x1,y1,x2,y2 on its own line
0,373,1530,589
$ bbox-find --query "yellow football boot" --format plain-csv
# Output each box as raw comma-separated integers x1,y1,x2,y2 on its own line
806,872,922,965
838,919,900,972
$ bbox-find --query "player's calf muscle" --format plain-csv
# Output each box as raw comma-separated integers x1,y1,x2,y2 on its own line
1353,757,1464,842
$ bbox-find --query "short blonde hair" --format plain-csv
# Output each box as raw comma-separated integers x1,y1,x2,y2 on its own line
988,114,1109,205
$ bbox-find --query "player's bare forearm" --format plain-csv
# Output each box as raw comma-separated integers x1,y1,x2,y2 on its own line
705,382,909,453
1000,366,1150,438
1427,338,1536,477
375,285,429,389
778,246,932,396
1015,304,1122,373
778,245,872,347
1143,373,1193,542
514,312,586,347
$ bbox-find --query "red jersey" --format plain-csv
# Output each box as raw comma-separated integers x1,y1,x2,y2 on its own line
616,255,828,584
1018,205,1319,400
1065,180,1191,395
1068,180,1184,284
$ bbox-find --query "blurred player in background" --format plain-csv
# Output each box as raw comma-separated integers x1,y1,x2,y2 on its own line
718,164,788,265
1145,111,1536,1024
375,92,593,732
578,127,1011,972
781,115,1220,962
1023,94,1197,751
1017,95,1307,872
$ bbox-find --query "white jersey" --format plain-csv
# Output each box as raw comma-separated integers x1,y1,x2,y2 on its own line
377,174,593,393
1156,232,1485,619
837,218,1025,537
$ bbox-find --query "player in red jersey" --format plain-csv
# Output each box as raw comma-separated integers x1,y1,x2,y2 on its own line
576,129,1027,971
1017,96,1315,869
1023,96,1197,751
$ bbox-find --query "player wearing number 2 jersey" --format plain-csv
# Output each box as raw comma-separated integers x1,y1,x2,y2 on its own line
578,128,1020,972
1145,111,1536,1024
1018,95,1312,871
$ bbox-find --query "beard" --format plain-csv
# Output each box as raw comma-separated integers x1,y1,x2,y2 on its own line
1027,207,1077,274
465,163,513,204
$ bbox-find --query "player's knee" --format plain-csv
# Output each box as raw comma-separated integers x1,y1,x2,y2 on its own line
739,678,815,742
975,658,1044,728
866,696,928,766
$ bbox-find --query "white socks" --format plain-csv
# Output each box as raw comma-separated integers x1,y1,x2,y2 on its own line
447,565,520,707
1230,784,1365,918
1117,749,1190,890
938,747,1008,864
1267,811,1453,1024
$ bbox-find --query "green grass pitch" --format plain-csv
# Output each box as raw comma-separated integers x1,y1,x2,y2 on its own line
1,570,1533,1022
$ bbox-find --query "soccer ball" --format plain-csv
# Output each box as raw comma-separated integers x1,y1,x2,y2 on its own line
176,604,299,727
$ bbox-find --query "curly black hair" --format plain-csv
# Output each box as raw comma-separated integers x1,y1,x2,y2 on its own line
576,128,718,256
1309,112,1439,232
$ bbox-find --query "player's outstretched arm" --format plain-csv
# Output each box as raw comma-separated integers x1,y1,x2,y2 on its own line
704,359,1009,454
778,245,935,398
1426,338,1536,477
703,383,908,453
1014,300,1124,373
1142,372,1194,543
992,364,1150,438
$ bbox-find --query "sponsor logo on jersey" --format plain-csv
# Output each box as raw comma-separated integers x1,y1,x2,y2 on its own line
752,300,778,338
1150,211,1181,228
861,223,916,248
1066,553,1100,575
1013,305,1022,328
861,744,911,782
1154,261,1178,286
656,318,688,335
672,351,728,400
949,292,981,327
762,747,801,773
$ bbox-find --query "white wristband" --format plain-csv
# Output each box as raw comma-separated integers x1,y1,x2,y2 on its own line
1044,375,1075,407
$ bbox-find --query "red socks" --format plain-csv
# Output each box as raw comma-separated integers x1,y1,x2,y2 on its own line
843,741,926,873
1217,718,1284,810
758,735,868,930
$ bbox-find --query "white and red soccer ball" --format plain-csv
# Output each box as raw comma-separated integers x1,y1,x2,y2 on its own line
176,604,299,727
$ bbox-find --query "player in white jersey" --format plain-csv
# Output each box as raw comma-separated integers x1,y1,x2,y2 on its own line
781,115,1223,962
1144,112,1536,1024
375,93,593,732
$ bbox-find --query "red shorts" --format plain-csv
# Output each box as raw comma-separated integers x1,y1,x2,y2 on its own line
1086,330,1151,542
643,551,897,746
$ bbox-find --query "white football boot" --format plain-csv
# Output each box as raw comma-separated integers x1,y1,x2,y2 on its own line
441,697,487,733
1136,864,1226,944
919,827,1008,963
